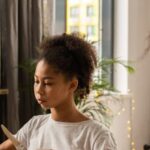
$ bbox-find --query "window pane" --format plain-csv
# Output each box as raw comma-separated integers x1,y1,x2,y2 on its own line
55,0,113,83
70,6,80,18
86,6,95,17
66,0,101,59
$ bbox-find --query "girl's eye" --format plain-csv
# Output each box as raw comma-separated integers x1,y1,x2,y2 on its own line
34,80,39,84
44,83,53,86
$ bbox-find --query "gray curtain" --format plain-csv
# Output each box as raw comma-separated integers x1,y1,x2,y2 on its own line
1,0,20,133
0,0,55,134
18,0,43,126
18,0,44,127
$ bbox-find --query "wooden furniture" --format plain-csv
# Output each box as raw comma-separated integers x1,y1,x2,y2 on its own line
0,89,9,95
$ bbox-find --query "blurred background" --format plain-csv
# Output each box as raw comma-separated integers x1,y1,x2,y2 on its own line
0,0,150,150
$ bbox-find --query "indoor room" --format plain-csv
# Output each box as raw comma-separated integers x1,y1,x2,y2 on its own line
0,0,150,150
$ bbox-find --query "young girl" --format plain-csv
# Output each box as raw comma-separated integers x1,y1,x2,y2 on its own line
0,33,117,150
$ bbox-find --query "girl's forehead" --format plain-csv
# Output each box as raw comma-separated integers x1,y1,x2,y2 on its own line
35,60,58,75
34,60,68,81
35,59,73,82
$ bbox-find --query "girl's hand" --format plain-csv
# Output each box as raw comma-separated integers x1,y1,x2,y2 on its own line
0,139,16,150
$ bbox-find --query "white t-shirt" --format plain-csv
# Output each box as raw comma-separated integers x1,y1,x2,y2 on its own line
15,114,117,150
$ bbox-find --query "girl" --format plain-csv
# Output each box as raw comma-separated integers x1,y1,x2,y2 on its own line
0,33,117,150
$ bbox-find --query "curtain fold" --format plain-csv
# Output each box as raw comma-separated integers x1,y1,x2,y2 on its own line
3,0,19,133
0,0,55,135
18,0,43,126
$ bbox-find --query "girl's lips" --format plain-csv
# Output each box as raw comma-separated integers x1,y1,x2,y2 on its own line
37,99,47,104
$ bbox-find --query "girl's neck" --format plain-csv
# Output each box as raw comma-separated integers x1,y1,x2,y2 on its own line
50,100,89,122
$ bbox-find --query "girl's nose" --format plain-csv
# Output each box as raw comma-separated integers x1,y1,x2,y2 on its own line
36,83,44,94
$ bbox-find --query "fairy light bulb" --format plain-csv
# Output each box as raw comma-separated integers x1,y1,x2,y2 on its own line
132,99,135,103
117,112,121,116
127,120,131,124
128,127,132,131
127,134,131,138
131,141,135,146
122,108,126,112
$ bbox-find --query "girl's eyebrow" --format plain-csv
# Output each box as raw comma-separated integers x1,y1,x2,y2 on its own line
34,75,55,80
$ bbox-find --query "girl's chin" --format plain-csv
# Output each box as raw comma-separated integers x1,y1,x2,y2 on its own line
38,101,58,110
37,100,49,108
40,103,56,110
40,105,50,111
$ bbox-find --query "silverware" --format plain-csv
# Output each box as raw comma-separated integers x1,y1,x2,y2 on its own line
1,124,25,150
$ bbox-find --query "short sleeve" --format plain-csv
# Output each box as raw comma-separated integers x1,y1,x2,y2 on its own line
15,116,35,149
93,131,117,150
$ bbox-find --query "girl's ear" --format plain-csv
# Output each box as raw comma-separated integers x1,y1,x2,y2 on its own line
69,78,78,92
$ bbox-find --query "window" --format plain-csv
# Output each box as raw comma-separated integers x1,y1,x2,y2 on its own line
66,0,99,42
86,5,95,17
55,0,114,82
70,6,79,18
70,26,79,32
87,25,96,36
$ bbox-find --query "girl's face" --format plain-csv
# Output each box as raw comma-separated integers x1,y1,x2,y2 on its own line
34,60,77,109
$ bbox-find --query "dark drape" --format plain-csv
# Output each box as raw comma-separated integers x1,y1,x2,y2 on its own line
1,0,20,133
18,0,44,127
0,0,55,140
18,0,55,127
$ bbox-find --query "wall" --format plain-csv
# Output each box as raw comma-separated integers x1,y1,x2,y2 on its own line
128,0,150,149
112,0,150,150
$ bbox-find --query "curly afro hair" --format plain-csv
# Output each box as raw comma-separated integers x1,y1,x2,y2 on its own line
37,33,97,99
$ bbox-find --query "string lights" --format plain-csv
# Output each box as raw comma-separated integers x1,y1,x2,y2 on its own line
109,92,136,150
89,91,137,150
129,94,136,150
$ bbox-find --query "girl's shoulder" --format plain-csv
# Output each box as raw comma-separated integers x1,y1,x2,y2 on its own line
31,114,50,122
26,114,50,129
85,119,109,131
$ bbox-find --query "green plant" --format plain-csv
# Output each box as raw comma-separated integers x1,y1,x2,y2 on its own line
75,58,134,127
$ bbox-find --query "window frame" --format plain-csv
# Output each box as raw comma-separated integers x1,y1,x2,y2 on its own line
102,0,114,84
